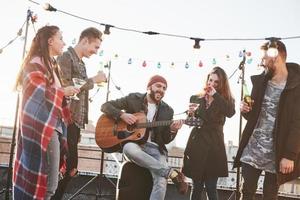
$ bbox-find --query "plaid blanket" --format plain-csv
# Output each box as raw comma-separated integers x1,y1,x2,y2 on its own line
13,57,70,199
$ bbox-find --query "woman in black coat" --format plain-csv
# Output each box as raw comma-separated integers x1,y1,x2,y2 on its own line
182,67,235,200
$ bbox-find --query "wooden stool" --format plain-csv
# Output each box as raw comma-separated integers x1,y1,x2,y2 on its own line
116,161,153,200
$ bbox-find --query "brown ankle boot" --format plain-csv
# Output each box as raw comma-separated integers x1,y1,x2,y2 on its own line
171,170,188,195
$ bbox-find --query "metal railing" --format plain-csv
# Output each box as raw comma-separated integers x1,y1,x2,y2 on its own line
1,126,300,198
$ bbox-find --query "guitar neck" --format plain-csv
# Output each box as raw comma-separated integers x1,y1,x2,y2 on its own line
136,120,185,128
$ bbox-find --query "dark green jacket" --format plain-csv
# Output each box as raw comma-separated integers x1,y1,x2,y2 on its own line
101,92,176,153
234,63,300,185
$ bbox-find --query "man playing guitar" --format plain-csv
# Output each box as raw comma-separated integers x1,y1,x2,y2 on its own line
101,75,188,199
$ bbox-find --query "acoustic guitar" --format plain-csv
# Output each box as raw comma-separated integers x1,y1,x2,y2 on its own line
95,112,203,153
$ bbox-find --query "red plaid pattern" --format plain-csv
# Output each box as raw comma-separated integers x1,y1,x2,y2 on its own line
13,57,70,199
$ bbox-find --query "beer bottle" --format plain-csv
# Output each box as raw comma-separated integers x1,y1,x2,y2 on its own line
243,83,253,107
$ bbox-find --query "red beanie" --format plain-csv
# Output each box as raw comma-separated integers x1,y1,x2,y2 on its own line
147,75,167,88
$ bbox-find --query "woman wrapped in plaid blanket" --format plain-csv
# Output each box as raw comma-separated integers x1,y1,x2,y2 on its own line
13,25,80,199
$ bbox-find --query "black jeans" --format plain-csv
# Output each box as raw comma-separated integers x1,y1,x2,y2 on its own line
190,178,219,200
66,123,81,171
241,163,279,200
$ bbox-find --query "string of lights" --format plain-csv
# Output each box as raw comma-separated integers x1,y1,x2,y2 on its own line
28,0,300,49
0,21,26,54
2,1,300,54
97,48,255,70
0,9,38,55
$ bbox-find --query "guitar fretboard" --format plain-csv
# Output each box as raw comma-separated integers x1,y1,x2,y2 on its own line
136,120,178,128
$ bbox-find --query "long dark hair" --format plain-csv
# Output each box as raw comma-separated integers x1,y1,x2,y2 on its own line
206,66,234,102
15,25,60,90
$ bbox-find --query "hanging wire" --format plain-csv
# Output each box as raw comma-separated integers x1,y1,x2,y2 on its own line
88,75,124,102
24,1,300,82
0,20,27,54
22,1,300,116
27,0,300,44
228,68,239,80
110,77,124,96
88,87,101,103
1,7,40,54
174,110,188,116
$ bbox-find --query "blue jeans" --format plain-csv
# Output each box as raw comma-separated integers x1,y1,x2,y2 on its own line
241,163,279,200
190,178,218,200
123,142,171,200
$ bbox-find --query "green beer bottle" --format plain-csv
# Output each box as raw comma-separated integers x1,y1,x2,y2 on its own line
243,83,254,107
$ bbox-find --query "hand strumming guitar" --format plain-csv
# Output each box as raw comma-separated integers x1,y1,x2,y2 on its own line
120,112,138,125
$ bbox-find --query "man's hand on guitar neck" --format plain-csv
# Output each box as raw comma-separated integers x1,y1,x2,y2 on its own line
120,112,138,125
170,120,184,134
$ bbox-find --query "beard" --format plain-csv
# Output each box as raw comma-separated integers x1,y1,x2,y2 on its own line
264,59,276,79
265,67,275,80
149,89,164,104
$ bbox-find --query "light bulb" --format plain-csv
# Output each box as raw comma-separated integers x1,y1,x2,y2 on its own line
267,48,278,57
157,62,161,69
128,58,132,64
170,62,175,68
212,58,217,65
142,61,147,67
185,62,189,69
198,61,203,67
